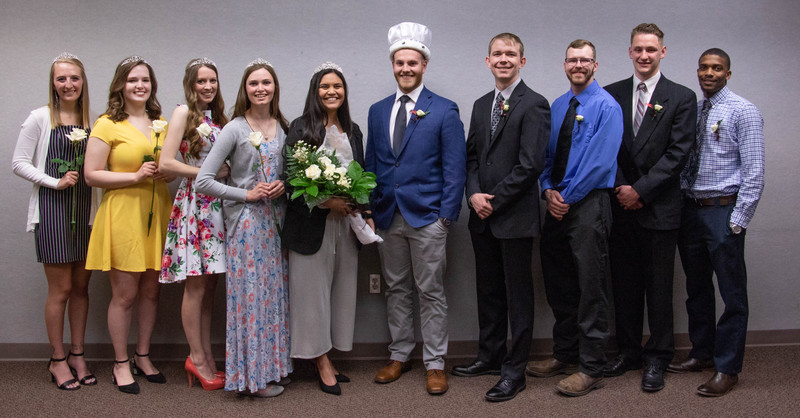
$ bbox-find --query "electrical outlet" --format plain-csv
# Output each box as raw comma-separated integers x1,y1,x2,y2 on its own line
369,274,381,294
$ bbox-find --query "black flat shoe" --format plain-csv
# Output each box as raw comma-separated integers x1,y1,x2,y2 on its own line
132,352,166,384
335,373,350,383
67,351,97,386
112,359,140,395
48,357,80,391
318,374,341,396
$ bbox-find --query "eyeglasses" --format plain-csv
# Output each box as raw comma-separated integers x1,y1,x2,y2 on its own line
565,58,595,67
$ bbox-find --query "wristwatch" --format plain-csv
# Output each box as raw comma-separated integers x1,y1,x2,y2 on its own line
730,223,743,234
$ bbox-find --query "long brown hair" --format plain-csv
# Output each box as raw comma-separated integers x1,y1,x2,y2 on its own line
183,60,228,159
104,56,161,122
232,62,288,132
48,56,91,128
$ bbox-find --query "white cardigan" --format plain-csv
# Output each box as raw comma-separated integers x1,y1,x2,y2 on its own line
11,106,101,232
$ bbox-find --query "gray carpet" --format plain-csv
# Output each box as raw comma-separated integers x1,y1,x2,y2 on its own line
2,346,797,417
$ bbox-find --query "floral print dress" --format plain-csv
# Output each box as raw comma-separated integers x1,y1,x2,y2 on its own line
159,110,226,283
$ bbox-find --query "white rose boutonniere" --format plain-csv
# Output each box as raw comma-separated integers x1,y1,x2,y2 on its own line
575,115,584,133
411,109,429,121
711,120,722,140
196,122,212,138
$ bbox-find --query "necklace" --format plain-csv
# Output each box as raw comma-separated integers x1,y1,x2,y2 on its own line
245,114,276,141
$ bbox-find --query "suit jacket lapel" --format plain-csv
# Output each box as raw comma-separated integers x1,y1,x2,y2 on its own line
489,81,525,149
631,77,670,157
615,77,636,152
399,87,432,156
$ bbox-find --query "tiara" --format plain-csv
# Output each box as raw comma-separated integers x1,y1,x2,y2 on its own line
246,58,273,69
52,52,79,64
189,57,216,68
121,55,149,66
314,61,343,75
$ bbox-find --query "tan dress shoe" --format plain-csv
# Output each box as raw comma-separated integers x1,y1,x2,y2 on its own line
697,372,738,397
374,360,411,383
426,369,448,395
556,372,604,397
526,358,579,377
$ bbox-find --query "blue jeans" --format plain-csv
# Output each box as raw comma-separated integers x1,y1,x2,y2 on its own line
677,201,748,375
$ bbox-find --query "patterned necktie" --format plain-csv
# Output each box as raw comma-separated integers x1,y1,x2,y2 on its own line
392,95,410,155
491,93,505,136
551,96,580,186
633,82,647,137
683,99,712,191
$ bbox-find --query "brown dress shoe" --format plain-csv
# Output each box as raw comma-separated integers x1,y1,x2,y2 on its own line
426,369,448,395
556,372,604,397
526,358,579,377
374,360,411,384
697,372,738,397
667,357,715,374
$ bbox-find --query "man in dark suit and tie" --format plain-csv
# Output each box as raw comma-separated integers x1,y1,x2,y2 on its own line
603,23,696,392
450,33,549,402
365,22,466,395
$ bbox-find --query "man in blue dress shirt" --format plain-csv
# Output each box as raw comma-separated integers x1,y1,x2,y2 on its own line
669,48,765,397
525,39,623,397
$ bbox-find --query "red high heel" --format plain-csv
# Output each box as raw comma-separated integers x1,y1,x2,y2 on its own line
185,357,224,390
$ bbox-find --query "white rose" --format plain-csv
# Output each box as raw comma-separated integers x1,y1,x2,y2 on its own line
323,164,335,180
575,115,584,123
337,176,351,188
196,122,212,138
654,104,663,112
248,131,264,148
151,119,168,134
66,128,88,143
334,167,348,178
305,164,321,180
318,156,332,169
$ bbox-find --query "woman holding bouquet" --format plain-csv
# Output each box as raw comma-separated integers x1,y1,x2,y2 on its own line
158,58,228,391
283,62,368,396
84,56,173,394
12,53,98,390
196,59,291,398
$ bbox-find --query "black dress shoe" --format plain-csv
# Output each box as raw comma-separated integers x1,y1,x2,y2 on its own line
318,375,341,396
641,364,665,392
603,355,642,377
485,378,526,402
451,360,501,377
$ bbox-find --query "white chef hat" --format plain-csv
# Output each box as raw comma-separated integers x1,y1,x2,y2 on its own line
388,22,432,60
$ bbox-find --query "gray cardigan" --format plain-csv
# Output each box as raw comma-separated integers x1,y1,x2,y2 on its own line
195,116,286,239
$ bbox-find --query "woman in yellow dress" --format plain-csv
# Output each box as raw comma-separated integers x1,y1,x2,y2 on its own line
84,56,173,394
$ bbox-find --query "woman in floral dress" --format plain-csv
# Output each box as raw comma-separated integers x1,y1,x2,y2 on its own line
195,59,291,398
159,58,228,390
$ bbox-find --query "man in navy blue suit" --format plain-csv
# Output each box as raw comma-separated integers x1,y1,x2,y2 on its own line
366,21,466,395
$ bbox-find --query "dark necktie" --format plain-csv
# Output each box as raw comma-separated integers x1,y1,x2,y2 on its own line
633,82,647,136
392,95,411,155
551,96,579,186
491,93,505,136
683,99,712,191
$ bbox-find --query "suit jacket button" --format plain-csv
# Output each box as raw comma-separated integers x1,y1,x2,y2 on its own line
394,184,399,189
487,161,492,166
395,162,400,167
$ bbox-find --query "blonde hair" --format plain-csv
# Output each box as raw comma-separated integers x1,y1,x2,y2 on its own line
182,60,229,159
48,56,91,128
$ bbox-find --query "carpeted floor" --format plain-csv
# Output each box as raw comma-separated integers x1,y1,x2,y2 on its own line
1,346,797,417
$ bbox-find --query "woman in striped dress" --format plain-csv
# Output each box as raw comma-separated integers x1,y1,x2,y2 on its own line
11,53,98,390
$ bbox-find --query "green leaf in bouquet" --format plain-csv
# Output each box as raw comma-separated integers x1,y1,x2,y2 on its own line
307,184,319,197
290,190,305,200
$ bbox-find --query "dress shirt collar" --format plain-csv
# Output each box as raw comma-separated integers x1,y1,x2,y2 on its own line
395,83,424,104
571,79,601,103
634,71,661,93
707,85,732,106
494,78,522,103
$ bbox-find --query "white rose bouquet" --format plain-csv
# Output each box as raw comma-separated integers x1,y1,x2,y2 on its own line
50,127,88,232
285,140,376,210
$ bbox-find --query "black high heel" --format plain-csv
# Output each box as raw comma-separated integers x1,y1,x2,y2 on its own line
48,357,80,391
67,351,97,385
131,352,166,384
335,373,350,383
112,359,140,394
318,374,342,395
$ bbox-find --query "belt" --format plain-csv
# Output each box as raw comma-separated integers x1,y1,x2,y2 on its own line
685,193,738,207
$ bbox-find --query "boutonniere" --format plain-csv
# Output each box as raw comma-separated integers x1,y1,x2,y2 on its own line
411,109,429,121
575,114,584,132
502,100,510,116
647,102,664,119
711,119,722,140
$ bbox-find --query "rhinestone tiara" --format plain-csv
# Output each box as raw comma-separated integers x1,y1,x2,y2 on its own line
246,58,273,69
189,57,216,68
121,55,149,66
52,52,79,64
313,61,343,75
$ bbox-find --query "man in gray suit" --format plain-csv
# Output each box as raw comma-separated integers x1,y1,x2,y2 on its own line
451,33,550,402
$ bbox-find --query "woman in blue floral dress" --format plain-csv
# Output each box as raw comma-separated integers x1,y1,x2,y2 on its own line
195,59,291,398
159,58,228,391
